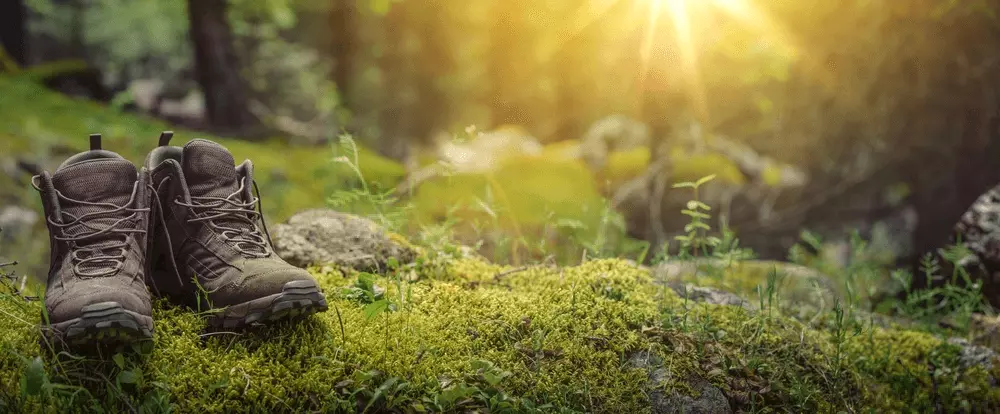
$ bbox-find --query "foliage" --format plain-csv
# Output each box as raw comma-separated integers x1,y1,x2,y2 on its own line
672,174,720,257
26,0,191,84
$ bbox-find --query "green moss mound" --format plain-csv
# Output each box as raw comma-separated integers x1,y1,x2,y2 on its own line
2,258,997,413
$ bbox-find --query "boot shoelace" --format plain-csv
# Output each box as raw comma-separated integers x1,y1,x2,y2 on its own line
150,177,275,289
45,184,148,278
174,179,273,258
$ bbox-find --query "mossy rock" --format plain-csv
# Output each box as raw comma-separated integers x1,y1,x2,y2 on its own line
667,148,746,186
272,209,419,273
1,257,997,412
408,154,609,255
603,147,651,189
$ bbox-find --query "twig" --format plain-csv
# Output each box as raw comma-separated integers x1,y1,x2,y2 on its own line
198,331,243,339
494,266,529,281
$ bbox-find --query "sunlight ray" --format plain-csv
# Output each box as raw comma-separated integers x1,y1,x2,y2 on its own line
638,0,664,96
709,0,837,91
665,0,709,124
537,0,622,63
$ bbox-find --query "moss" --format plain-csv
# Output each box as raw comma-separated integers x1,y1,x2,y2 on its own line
667,147,747,186
2,256,996,412
603,147,651,189
539,140,582,161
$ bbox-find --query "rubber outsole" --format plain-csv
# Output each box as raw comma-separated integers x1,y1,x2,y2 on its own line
206,280,329,329
43,301,154,347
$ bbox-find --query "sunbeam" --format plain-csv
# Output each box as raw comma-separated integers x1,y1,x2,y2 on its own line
664,0,708,124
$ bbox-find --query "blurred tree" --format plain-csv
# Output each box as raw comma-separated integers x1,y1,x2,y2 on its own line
329,0,358,109
714,0,1000,269
409,0,454,145
377,0,414,160
551,3,598,142
186,0,260,134
0,0,27,68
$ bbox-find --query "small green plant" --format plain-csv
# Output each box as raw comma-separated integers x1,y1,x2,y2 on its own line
887,248,987,333
0,227,35,302
330,133,411,232
672,174,720,258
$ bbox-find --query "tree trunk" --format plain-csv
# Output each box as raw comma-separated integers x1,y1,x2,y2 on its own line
377,1,414,161
329,0,358,109
186,0,260,135
410,0,452,145
0,0,27,69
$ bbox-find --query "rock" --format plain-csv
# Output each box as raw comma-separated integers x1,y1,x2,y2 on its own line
435,126,543,174
947,337,999,374
0,206,39,242
579,115,650,172
629,351,733,414
952,184,1000,306
669,282,757,311
611,129,811,259
272,209,418,272
970,313,1000,351
651,259,840,314
700,134,808,189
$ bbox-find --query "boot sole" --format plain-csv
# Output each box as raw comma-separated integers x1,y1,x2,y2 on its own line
44,302,154,347
207,280,329,329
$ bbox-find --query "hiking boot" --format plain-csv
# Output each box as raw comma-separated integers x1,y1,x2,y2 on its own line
31,134,154,346
145,132,327,329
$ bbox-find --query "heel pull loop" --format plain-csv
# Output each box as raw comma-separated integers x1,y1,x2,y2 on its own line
89,134,101,151
158,131,174,147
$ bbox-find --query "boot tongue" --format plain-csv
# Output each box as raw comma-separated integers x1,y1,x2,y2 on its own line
52,156,137,216
181,139,267,256
182,139,241,199
50,154,137,261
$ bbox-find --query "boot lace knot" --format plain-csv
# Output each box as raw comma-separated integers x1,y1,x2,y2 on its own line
48,184,147,278
175,180,271,258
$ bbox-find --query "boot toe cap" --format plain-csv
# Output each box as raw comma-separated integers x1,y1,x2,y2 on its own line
213,261,319,307
45,282,152,324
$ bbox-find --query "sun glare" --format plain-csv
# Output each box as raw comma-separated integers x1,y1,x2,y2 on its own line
635,0,816,124
548,0,818,123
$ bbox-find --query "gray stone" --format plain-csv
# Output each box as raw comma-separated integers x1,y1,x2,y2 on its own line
669,282,756,311
579,114,650,172
947,337,999,373
272,209,418,273
629,351,733,414
651,259,840,313
0,206,39,242
953,182,1000,307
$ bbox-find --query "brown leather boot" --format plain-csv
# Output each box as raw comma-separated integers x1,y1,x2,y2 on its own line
145,132,327,329
32,134,154,346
